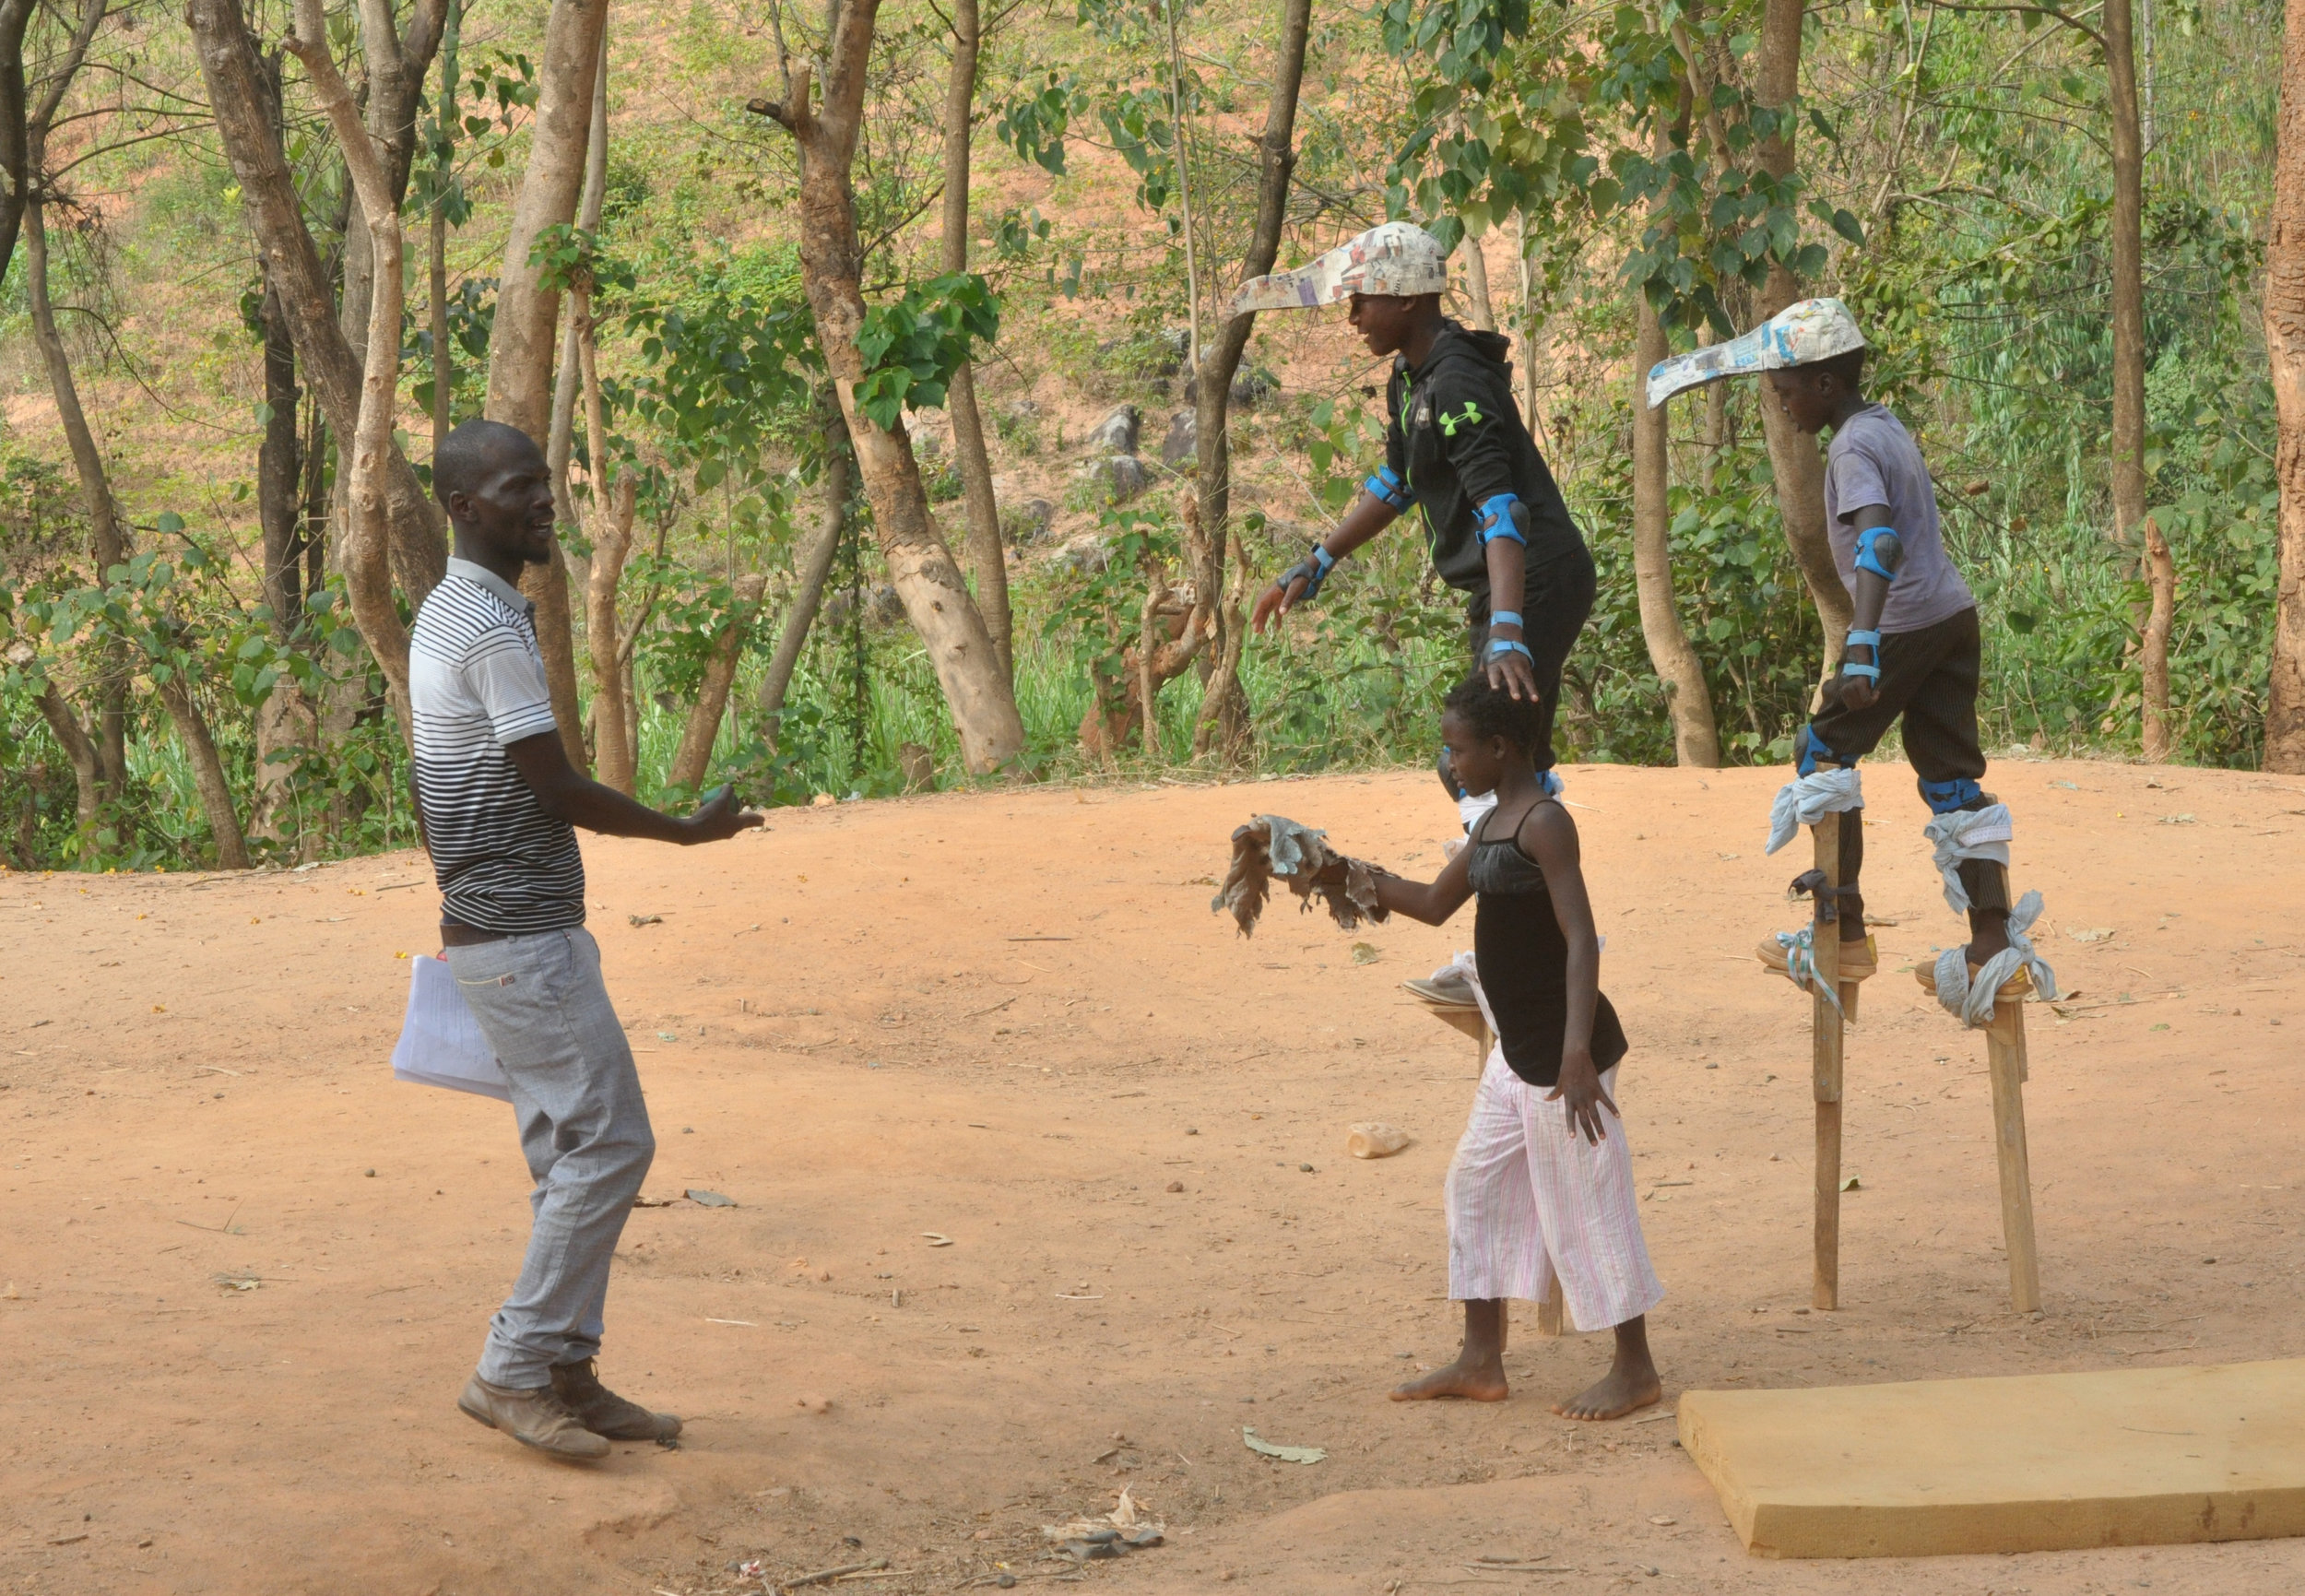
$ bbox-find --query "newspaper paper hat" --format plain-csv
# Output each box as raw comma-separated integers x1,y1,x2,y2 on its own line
1230,221,1450,316
1644,297,1866,409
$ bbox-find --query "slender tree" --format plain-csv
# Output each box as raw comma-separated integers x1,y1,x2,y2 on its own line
751,0,1024,774
488,0,606,765
1189,0,1312,761
2103,0,2171,758
2267,0,2305,773
939,0,1011,680
1748,0,1851,659
189,0,446,617
1632,108,1721,767
286,0,414,739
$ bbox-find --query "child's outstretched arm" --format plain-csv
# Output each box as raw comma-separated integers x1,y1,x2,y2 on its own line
1521,804,1617,1144
1369,838,1475,927
1251,490,1401,631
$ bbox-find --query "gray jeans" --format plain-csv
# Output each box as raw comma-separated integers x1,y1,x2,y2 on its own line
445,926,654,1389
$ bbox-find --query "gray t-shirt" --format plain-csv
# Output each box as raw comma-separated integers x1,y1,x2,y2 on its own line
1823,404,1973,636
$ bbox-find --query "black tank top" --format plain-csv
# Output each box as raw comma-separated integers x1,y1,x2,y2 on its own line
1470,802,1628,1087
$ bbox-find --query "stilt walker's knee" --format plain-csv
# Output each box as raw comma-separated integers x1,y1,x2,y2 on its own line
1918,775,1985,814
1794,726,1843,779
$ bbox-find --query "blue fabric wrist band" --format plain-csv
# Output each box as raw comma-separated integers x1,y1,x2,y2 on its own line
1846,628,1882,650
1841,660,1882,681
1488,639,1534,662
1489,610,1524,630
1312,545,1337,574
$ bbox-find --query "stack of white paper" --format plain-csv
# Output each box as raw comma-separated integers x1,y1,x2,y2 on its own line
391,954,513,1103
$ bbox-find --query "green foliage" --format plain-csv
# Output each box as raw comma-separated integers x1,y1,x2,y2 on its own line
852,273,999,431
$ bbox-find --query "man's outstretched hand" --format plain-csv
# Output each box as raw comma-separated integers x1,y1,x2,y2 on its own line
683,785,763,844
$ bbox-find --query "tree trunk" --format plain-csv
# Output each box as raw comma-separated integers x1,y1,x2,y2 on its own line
1749,0,1850,660
156,674,252,870
254,275,308,845
1634,290,1722,768
189,0,446,612
488,0,604,435
21,1,122,790
490,0,605,769
572,288,637,794
32,679,100,856
1462,233,1496,331
1189,0,1312,761
759,416,851,744
2266,0,2305,773
287,0,413,739
0,0,38,301
547,23,609,591
26,193,130,793
938,0,1011,682
2106,0,2169,758
759,1,1025,775
670,573,768,788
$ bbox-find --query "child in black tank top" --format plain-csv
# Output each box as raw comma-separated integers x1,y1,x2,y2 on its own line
1366,675,1664,1420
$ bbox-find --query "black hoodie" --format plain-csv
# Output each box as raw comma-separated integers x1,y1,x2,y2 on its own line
1382,320,1586,601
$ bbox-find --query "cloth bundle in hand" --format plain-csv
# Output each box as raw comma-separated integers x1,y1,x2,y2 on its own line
1212,814,1390,938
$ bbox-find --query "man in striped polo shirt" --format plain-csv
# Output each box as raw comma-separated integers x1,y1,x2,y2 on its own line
412,419,760,1460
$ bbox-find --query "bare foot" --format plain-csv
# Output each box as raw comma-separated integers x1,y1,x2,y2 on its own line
1550,1365,1661,1421
1389,1356,1508,1402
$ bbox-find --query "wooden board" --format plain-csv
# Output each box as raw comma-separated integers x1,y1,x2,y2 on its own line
1680,1358,2305,1559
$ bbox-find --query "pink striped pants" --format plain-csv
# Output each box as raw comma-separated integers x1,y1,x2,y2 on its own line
1444,1048,1665,1332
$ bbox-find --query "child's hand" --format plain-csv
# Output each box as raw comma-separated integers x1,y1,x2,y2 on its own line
1544,1048,1617,1145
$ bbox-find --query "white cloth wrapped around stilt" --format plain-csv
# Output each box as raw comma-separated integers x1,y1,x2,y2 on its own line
1924,802,2014,913
1767,927,1849,1020
1931,890,2061,1026
1765,765,1864,856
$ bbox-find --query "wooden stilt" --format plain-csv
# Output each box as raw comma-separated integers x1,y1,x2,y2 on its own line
1536,1277,1566,1337
1985,992,2042,1312
1811,812,1845,1312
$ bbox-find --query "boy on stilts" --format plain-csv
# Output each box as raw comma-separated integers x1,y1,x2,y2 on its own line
1646,300,2052,1001
1239,223,1598,815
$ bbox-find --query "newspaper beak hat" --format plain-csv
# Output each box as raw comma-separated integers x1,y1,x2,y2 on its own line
1643,297,1866,409
1230,221,1450,315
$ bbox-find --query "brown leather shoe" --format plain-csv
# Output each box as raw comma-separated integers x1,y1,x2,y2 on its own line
551,1357,682,1441
457,1373,611,1460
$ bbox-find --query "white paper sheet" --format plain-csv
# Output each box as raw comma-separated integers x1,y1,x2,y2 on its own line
391,953,513,1102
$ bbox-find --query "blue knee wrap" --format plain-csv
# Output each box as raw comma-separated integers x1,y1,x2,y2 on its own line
1795,726,1842,778
1920,775,1984,814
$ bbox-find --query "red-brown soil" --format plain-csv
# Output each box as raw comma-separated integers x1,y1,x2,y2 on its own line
5,761,2303,1593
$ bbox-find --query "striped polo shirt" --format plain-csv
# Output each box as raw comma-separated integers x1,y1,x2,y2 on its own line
408,559,585,934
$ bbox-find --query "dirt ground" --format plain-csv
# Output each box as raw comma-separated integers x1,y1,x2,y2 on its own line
6,760,2305,1596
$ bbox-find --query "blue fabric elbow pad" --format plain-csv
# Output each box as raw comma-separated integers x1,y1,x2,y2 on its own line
1854,526,1903,582
1476,494,1527,545
1365,467,1413,511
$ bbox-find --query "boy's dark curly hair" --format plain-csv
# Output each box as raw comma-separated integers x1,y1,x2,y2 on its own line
1442,671,1548,751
